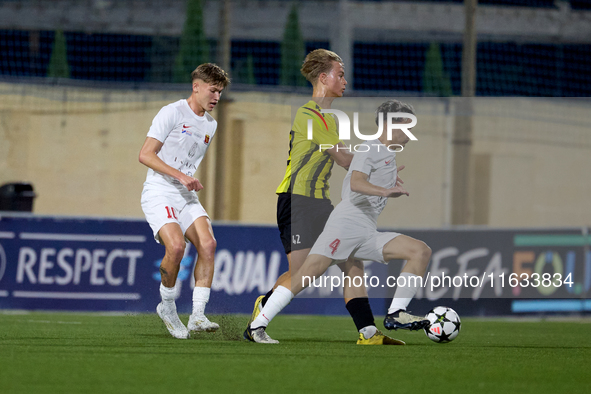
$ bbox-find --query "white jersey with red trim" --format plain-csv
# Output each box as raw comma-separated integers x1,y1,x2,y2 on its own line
309,141,401,262
337,140,398,225
143,99,216,196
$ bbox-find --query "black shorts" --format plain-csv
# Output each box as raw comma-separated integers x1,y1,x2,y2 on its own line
276,193,334,254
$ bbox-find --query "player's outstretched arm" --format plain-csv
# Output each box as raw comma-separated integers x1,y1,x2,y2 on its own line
139,137,203,192
396,165,405,186
326,142,354,169
350,170,409,198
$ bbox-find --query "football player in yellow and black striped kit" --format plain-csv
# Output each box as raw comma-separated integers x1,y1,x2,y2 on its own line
244,49,403,345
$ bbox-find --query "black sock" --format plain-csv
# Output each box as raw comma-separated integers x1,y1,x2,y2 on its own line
345,297,375,331
261,289,274,307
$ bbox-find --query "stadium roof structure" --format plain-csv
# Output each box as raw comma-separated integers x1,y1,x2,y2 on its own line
1,0,591,44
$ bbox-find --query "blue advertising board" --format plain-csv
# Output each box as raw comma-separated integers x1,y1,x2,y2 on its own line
381,228,591,315
1,213,588,316
0,213,358,315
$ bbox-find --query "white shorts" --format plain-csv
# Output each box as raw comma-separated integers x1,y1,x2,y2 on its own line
309,220,400,265
141,188,208,244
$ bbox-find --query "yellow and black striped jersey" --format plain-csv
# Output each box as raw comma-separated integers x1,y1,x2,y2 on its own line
276,100,342,199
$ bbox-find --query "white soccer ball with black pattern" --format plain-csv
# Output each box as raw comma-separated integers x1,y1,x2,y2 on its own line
424,306,461,343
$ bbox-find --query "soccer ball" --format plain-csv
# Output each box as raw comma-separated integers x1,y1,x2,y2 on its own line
424,306,461,343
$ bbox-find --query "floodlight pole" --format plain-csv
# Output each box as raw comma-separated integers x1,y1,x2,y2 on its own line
451,0,477,225
214,0,234,220
331,0,353,88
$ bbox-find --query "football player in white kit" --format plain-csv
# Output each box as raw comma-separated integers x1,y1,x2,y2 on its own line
139,63,230,339
248,100,432,343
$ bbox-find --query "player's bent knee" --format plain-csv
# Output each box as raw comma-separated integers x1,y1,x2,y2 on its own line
165,241,186,262
415,242,432,268
420,242,432,260
200,237,217,258
409,241,430,258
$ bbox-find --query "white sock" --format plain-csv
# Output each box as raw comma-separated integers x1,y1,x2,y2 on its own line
388,272,421,314
192,287,210,316
359,325,377,339
250,286,293,329
160,283,176,307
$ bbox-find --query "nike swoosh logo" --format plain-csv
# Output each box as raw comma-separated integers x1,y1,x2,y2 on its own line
385,159,393,165
183,124,190,128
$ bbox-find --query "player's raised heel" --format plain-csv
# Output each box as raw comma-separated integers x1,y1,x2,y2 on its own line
188,314,219,332
156,302,189,339
356,330,405,345
243,326,279,344
244,295,264,333
383,310,430,331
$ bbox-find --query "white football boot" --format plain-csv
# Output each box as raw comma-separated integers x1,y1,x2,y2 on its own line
188,314,220,332
243,326,279,344
156,302,189,339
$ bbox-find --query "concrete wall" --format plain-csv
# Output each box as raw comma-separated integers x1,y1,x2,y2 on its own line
0,86,161,218
1,83,590,227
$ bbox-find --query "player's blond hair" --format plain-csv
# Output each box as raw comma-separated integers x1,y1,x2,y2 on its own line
300,49,343,85
191,63,231,88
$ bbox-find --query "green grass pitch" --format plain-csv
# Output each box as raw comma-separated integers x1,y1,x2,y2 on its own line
1,311,589,394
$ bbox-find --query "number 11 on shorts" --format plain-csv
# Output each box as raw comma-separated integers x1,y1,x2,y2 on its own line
165,206,178,219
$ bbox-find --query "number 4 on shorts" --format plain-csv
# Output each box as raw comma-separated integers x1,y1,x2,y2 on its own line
329,239,340,255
